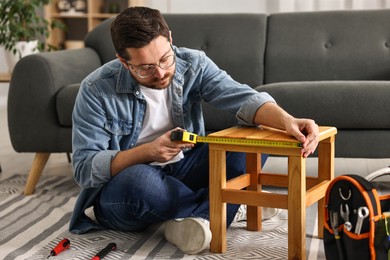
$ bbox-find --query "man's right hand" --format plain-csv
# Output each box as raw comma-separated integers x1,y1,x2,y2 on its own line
110,128,194,176
148,128,194,163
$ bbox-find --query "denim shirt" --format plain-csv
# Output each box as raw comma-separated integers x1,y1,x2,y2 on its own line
69,46,275,233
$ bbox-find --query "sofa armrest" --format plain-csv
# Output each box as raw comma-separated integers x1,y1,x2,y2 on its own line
8,48,101,153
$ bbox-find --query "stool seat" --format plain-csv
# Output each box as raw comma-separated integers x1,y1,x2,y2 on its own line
208,126,337,259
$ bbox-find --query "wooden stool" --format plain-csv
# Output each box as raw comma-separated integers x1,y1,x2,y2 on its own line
208,126,337,259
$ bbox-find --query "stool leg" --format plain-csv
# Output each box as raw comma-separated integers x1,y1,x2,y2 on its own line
317,136,335,239
288,155,306,260
246,153,262,231
209,149,227,253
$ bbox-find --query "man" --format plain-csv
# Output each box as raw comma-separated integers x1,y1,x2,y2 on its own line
70,6,319,255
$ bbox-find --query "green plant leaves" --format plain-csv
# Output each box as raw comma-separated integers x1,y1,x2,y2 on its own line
0,0,65,58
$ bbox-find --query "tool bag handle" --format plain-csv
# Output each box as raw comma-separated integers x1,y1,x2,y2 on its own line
346,174,376,191
365,166,390,182
344,174,380,216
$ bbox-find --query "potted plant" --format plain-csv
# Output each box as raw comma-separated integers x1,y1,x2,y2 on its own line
0,0,65,72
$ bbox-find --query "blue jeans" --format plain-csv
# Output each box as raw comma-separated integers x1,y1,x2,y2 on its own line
94,143,268,232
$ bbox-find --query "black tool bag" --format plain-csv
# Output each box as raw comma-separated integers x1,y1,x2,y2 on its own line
323,167,390,260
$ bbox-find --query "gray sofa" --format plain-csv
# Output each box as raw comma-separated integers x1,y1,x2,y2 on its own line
8,9,390,194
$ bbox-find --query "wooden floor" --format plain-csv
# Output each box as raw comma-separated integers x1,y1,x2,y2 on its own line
0,82,389,184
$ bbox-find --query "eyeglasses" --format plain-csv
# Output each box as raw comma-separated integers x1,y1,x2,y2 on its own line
127,49,176,79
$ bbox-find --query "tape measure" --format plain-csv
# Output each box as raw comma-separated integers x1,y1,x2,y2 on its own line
170,131,302,148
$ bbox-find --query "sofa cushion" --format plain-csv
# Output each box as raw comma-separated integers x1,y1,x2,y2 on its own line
335,130,390,158
256,81,390,129
56,83,80,127
164,13,267,87
265,10,390,83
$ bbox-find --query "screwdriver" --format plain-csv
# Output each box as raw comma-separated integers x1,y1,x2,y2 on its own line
91,242,117,260
47,238,70,258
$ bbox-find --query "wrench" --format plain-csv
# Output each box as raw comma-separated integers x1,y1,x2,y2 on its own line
354,206,369,234
340,204,353,231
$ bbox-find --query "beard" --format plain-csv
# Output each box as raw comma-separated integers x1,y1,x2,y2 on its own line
138,72,174,90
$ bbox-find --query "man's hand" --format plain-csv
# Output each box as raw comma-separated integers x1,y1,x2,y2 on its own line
253,102,319,158
110,128,194,176
285,118,319,158
147,128,194,163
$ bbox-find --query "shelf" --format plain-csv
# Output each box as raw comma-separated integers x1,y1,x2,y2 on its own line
51,13,117,18
45,0,132,49
51,13,89,18
91,13,120,18
0,73,11,82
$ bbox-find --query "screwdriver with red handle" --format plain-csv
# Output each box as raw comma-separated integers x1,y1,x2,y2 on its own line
47,238,70,258
91,242,117,260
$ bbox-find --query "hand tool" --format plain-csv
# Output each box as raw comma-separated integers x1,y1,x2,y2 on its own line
344,221,353,232
47,238,70,258
330,211,345,260
340,204,353,231
339,188,351,201
91,242,117,260
354,206,369,235
170,130,302,148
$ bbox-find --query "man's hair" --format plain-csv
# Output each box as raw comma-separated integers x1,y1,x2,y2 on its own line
111,6,170,61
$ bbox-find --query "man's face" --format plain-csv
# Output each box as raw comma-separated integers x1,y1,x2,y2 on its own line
122,36,175,90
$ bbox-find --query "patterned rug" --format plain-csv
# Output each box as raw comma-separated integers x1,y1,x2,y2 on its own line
0,174,326,259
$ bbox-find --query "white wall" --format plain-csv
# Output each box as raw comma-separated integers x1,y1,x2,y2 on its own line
143,0,390,13
146,0,268,13
0,48,8,73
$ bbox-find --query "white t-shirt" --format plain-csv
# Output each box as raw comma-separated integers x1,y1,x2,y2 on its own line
136,84,184,166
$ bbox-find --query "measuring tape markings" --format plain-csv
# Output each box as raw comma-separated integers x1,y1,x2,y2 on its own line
171,131,302,148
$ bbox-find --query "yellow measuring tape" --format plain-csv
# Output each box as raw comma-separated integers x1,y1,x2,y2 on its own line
170,131,302,148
